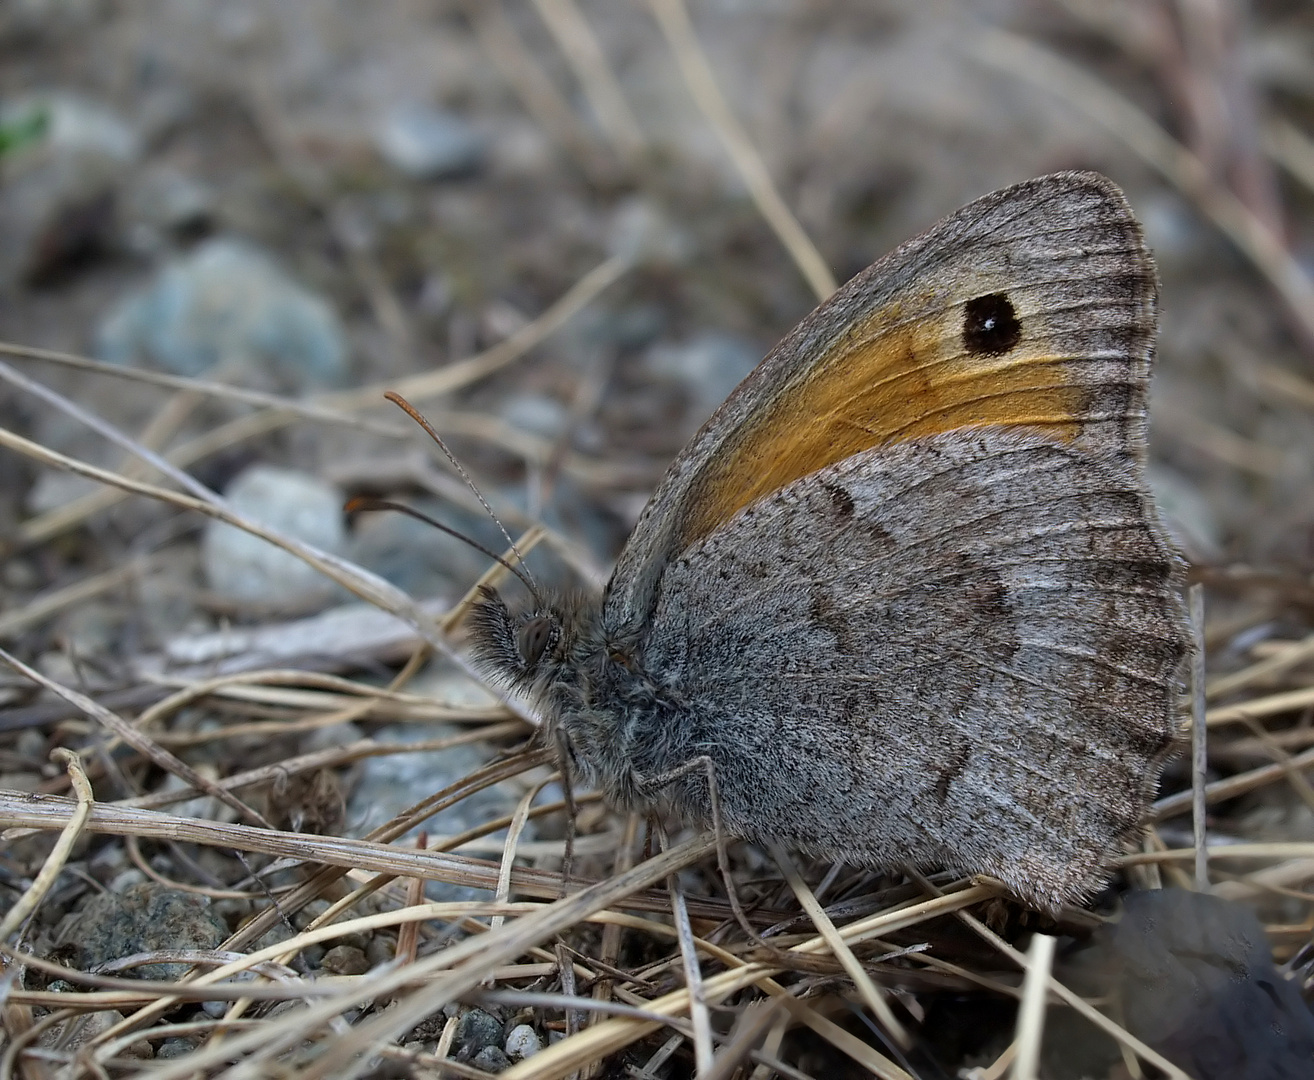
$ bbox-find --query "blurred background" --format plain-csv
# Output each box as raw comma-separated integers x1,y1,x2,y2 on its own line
3,4,1314,1076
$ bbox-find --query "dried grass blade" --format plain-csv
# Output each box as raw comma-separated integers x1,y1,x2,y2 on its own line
0,750,94,940
529,0,645,163
0,647,270,829
645,0,836,302
234,833,718,1080
1009,934,1055,1080
770,842,909,1048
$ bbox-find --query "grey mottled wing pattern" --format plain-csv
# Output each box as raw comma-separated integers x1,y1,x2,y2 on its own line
634,428,1186,909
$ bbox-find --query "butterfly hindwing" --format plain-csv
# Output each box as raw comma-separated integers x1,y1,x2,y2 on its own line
633,429,1186,909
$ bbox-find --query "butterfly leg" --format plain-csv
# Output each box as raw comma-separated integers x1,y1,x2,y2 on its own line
634,755,778,949
551,725,578,898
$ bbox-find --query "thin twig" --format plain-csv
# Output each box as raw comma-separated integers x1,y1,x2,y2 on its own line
905,870,1190,1080
770,843,909,1048
464,0,610,176
665,843,714,1076
0,647,271,830
646,0,836,302
0,750,95,941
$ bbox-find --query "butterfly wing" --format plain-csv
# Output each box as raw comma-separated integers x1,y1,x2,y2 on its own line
598,172,1187,908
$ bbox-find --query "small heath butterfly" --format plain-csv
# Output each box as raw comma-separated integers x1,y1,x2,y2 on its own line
471,172,1190,911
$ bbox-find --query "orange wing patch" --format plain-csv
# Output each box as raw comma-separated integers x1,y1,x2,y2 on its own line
678,295,1087,548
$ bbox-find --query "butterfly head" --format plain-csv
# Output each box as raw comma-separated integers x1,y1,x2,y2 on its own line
466,584,601,699
468,585,656,803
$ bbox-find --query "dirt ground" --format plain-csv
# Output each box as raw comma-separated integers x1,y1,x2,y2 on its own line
3,2,1314,1078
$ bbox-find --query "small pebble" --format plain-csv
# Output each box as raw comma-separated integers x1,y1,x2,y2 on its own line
347,500,501,599
607,196,693,267
156,1038,198,1060
40,1010,151,1058
202,465,345,607
500,393,569,439
319,945,370,976
6,93,139,161
454,1008,504,1058
472,1046,512,1073
505,1024,542,1061
346,721,524,900
375,103,485,180
0,93,134,286
53,882,226,982
96,237,349,391
1059,888,1314,1079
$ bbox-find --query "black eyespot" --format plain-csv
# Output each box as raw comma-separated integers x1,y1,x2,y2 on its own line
518,617,555,666
962,293,1022,356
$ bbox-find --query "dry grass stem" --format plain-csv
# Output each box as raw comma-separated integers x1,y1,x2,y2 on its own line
1189,584,1210,888
907,873,1191,1080
769,842,910,1048
0,750,93,941
529,0,646,165
465,0,610,175
1008,933,1055,1080
646,0,837,301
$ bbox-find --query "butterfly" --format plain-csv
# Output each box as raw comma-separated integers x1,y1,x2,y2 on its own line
470,171,1190,911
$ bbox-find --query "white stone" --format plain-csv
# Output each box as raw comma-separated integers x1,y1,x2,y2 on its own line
202,466,345,605
505,1024,542,1061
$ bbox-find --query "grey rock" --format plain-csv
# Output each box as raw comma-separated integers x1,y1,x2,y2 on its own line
40,1010,151,1058
95,237,349,391
320,945,370,975
156,1038,199,1060
375,104,485,180
108,869,147,893
501,393,569,439
1057,889,1314,1080
607,197,693,267
53,882,226,982
123,167,215,253
347,500,506,600
505,1023,542,1061
473,1047,512,1073
607,304,666,351
202,465,345,606
2,93,138,162
345,714,526,902
454,1008,504,1058
25,470,102,515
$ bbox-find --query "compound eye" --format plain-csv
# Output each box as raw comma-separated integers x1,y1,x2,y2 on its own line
518,617,555,665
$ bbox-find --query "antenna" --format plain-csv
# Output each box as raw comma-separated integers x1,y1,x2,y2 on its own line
384,391,540,594
344,496,541,605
